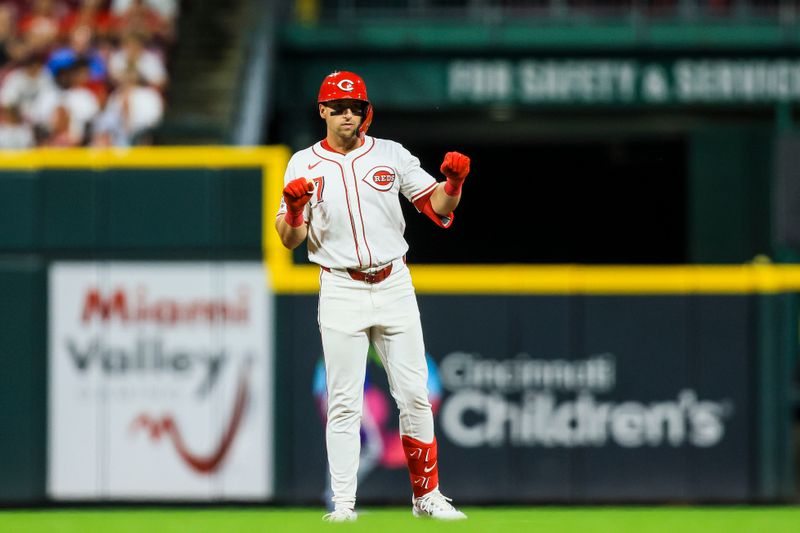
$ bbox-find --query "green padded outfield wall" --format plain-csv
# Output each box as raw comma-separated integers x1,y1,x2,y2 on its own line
276,292,797,503
689,128,774,264
0,168,262,253
0,167,261,504
0,259,47,503
1,146,798,503
0,147,285,504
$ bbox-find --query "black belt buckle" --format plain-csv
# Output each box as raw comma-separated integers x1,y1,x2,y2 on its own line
364,271,379,284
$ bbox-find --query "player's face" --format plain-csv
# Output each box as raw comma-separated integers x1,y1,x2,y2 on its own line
320,99,364,138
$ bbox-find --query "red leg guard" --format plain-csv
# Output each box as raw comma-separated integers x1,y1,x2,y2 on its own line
401,435,439,499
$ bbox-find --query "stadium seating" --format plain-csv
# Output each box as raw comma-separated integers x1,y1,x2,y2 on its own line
0,0,176,148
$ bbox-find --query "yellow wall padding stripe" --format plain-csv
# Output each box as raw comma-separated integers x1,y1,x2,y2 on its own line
267,262,800,294
0,146,288,169
5,147,800,295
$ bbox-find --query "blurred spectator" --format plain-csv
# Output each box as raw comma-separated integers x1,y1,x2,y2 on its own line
0,49,57,127
17,0,67,52
0,104,35,148
60,0,113,40
2,10,31,71
0,4,16,66
93,63,162,146
108,31,167,90
47,24,108,100
111,0,178,21
111,0,173,46
0,0,180,147
39,58,100,145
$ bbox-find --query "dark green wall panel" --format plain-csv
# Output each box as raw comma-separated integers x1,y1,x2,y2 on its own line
105,169,214,249
0,172,38,250
0,259,47,502
216,169,263,249
689,128,773,263
41,170,102,249
1,168,263,252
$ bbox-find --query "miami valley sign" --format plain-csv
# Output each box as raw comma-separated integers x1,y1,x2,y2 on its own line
48,262,273,500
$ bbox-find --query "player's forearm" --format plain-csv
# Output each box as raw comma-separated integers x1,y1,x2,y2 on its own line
275,217,308,249
430,182,460,216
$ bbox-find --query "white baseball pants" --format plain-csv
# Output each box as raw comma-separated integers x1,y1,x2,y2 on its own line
318,259,434,510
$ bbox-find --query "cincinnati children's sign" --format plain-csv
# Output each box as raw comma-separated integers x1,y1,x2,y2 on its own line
48,262,273,500
438,351,733,449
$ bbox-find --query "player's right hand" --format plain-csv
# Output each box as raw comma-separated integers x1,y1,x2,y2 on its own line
283,178,314,213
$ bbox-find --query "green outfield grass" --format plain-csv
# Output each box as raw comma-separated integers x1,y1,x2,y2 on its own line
1,507,799,533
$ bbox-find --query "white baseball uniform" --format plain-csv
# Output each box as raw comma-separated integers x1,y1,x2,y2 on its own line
277,135,451,509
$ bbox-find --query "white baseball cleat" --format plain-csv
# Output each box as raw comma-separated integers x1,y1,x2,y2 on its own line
322,508,357,522
412,489,467,520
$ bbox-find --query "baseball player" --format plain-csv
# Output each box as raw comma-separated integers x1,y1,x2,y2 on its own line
275,71,470,522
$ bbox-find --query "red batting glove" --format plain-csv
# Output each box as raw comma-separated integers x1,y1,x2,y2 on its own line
440,151,470,196
283,178,314,227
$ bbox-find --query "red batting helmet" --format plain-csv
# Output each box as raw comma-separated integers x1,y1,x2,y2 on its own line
318,71,373,138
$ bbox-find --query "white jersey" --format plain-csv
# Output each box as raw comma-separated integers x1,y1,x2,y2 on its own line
278,136,447,270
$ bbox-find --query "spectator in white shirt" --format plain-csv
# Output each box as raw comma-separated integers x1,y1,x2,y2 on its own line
108,31,167,90
0,50,58,127
93,64,162,146
0,105,35,148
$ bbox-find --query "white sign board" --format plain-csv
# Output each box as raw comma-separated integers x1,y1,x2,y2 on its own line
48,262,273,500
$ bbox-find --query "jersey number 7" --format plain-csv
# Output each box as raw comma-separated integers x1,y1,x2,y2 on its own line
312,177,325,202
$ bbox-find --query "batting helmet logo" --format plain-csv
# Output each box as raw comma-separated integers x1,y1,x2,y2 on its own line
336,79,355,92
362,166,396,192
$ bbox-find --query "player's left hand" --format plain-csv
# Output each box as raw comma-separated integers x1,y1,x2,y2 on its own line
440,151,470,184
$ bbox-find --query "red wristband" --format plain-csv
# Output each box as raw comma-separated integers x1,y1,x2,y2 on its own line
444,179,462,197
284,210,304,228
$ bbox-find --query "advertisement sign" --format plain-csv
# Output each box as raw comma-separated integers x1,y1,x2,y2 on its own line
291,57,800,108
426,295,751,502
438,352,728,449
448,58,800,105
279,295,752,503
48,262,273,500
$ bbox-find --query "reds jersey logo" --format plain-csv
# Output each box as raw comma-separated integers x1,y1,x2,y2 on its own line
362,166,396,192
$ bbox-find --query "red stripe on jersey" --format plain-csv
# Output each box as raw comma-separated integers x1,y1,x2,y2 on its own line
411,181,438,204
312,144,364,268
351,137,376,267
